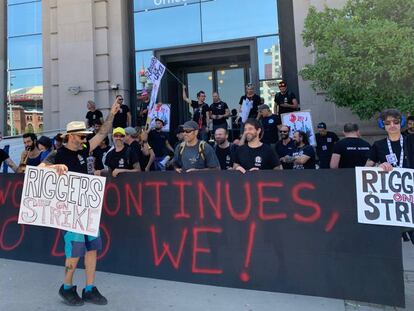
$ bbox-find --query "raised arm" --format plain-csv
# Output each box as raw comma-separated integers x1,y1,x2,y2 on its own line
182,85,192,105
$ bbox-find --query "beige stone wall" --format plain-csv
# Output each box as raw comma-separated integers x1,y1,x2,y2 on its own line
42,0,133,131
0,4,6,133
293,0,381,137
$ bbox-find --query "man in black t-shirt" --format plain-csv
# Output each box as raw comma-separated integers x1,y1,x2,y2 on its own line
402,116,414,137
112,95,131,128
183,85,210,141
148,119,174,171
315,122,339,169
214,128,237,170
92,136,110,171
85,100,103,128
366,109,409,168
330,123,370,168
233,119,282,172
238,83,261,122
276,125,296,170
209,92,230,133
274,80,299,115
257,104,281,146
290,131,316,169
105,127,140,177
40,101,120,306
137,90,150,126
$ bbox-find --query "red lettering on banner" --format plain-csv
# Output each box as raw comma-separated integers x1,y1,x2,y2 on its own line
12,180,24,209
103,183,121,217
325,211,340,232
51,230,64,257
0,181,12,206
240,222,257,282
97,223,111,260
192,227,223,274
172,180,192,219
145,181,168,216
198,181,222,220
257,182,287,220
225,182,252,221
150,225,188,269
125,183,142,216
0,216,25,251
292,182,321,223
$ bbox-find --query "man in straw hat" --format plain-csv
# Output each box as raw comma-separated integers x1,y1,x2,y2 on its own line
39,101,120,306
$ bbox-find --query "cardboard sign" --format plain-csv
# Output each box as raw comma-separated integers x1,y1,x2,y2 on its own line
356,166,414,228
18,166,106,237
281,110,316,145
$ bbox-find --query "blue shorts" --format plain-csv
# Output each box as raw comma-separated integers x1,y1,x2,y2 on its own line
64,231,102,258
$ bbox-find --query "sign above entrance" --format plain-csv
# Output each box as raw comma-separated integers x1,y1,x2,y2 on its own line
135,0,212,13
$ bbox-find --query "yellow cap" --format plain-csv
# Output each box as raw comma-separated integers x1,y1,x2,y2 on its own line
113,127,126,136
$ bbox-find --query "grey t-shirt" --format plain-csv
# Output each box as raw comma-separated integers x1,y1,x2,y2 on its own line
173,141,220,171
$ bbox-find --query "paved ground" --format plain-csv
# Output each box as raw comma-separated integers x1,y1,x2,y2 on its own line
0,242,413,311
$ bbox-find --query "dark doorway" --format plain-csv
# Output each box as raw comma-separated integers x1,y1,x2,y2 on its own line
156,40,257,133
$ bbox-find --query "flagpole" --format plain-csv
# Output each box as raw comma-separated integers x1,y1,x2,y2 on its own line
165,66,185,86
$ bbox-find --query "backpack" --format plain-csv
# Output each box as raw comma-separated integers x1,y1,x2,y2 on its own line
178,141,206,165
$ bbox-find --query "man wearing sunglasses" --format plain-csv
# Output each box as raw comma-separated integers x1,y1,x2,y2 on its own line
40,101,120,306
112,95,131,128
366,109,409,169
275,125,295,170
104,127,141,177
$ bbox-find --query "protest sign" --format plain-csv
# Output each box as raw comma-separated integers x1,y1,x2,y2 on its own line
147,103,171,132
281,110,316,145
356,166,414,228
18,166,106,237
145,56,166,123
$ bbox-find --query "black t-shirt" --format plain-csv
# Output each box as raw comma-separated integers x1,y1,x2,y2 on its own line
292,145,316,169
275,139,295,170
234,144,280,170
238,94,261,119
85,110,103,127
0,149,9,167
53,143,90,174
191,101,210,128
275,91,298,114
333,137,371,168
113,104,130,128
129,141,143,162
105,145,139,170
215,143,237,170
148,129,168,157
210,101,229,125
315,131,339,168
368,137,409,167
137,100,150,126
92,145,111,170
261,114,281,144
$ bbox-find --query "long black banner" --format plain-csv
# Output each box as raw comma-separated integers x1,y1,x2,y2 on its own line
0,170,405,307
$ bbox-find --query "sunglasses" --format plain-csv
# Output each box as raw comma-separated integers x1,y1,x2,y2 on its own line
384,119,400,126
114,134,125,138
74,135,87,140
280,131,289,133
183,129,195,133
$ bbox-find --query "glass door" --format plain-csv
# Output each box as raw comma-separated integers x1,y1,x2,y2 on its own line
187,71,214,104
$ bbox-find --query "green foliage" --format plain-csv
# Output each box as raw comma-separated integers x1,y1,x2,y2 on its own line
300,0,414,119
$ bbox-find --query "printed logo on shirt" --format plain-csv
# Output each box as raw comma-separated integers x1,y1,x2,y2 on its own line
327,138,332,143
268,119,274,124
93,115,96,119
322,145,328,151
226,155,231,165
255,156,262,167
78,154,85,165
119,158,125,168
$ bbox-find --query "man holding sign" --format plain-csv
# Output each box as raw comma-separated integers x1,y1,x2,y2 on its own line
39,101,120,306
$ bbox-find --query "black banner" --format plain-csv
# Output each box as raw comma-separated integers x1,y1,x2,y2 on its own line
0,170,405,307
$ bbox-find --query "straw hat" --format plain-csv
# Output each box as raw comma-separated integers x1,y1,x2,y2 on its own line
62,121,93,137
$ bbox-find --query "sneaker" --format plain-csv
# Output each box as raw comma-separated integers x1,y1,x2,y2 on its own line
82,286,108,305
59,285,84,306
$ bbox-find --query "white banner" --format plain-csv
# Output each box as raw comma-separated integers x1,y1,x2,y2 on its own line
18,166,106,237
281,110,316,146
145,56,166,116
356,167,414,228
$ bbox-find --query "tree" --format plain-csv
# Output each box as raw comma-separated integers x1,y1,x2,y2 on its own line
300,0,414,119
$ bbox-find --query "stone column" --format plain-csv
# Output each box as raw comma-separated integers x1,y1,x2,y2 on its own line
0,2,6,134
43,0,135,130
